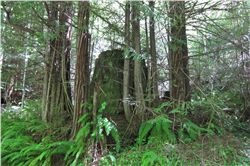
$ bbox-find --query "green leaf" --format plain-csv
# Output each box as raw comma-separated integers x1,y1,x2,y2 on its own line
110,129,120,152
169,108,181,114
103,118,113,135
138,122,154,144
78,113,90,124
98,102,107,114
75,123,91,142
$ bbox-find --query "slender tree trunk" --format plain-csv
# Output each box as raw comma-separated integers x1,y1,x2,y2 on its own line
65,3,73,104
165,2,172,95
59,2,73,118
169,1,190,103
131,2,145,122
149,1,159,104
42,2,58,122
71,1,90,138
145,15,152,107
123,2,131,121
21,48,28,109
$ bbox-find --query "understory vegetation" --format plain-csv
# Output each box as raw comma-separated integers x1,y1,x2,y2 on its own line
2,91,250,165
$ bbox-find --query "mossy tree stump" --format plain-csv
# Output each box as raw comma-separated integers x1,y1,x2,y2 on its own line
91,49,148,145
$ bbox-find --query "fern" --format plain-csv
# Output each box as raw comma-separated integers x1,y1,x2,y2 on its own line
1,100,121,166
138,122,154,144
138,115,176,144
141,151,165,166
65,102,120,165
1,102,70,166
154,101,173,113
64,113,92,165
94,102,121,152
75,123,91,143
178,120,212,143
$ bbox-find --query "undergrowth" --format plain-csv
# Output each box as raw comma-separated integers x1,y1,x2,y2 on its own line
1,90,249,165
101,134,248,166
99,90,249,165
1,100,71,165
1,100,120,166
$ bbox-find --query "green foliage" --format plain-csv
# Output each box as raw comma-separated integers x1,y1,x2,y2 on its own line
99,153,117,165
2,96,247,165
1,105,71,166
154,101,173,113
109,144,191,166
138,115,176,144
123,47,145,60
0,92,240,166
66,102,120,165
93,102,121,152
103,134,248,166
65,113,91,165
141,151,166,166
138,91,231,145
2,101,120,166
178,120,213,143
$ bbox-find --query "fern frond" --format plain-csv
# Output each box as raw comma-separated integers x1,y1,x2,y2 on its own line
78,113,90,124
138,121,154,144
75,123,91,142
110,128,120,152
138,115,176,144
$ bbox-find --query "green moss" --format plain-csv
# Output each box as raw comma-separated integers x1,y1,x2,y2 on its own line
91,49,124,114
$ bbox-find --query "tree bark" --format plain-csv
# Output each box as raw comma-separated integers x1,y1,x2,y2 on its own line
169,1,191,103
149,1,159,105
42,1,59,122
145,14,152,107
71,1,90,138
42,2,73,124
132,2,146,122
59,2,73,118
21,48,28,109
123,2,131,121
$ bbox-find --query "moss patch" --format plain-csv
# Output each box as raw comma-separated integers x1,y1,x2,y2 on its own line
91,49,124,114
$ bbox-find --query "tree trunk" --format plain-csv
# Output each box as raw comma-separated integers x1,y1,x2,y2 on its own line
169,1,191,103
145,14,152,107
149,1,159,104
132,2,146,122
71,1,90,138
21,48,28,109
59,2,73,118
123,2,131,121
42,1,59,122
42,2,73,124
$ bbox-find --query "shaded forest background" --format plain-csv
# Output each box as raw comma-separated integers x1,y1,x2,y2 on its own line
1,1,250,165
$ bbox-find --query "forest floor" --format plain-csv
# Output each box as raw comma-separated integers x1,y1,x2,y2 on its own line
1,102,250,165
234,126,250,158
114,135,250,165
113,119,250,165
